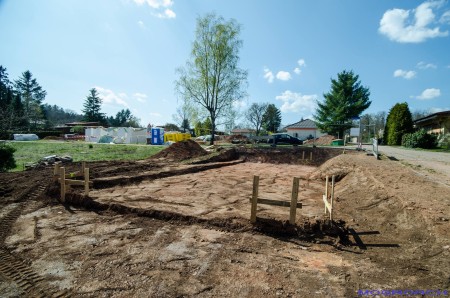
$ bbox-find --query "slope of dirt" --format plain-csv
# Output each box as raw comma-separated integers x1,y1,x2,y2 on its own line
310,154,450,291
151,140,207,161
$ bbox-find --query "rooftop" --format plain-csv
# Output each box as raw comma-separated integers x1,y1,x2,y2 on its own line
285,119,317,129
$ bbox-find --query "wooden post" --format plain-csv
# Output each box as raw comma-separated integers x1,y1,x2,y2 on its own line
84,167,89,196
310,151,313,160
82,161,86,173
325,176,329,214
330,175,335,221
289,177,300,224
251,175,259,223
60,167,66,202
302,151,305,160
54,163,61,181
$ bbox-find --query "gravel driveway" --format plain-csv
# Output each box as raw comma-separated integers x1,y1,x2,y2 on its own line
377,145,450,187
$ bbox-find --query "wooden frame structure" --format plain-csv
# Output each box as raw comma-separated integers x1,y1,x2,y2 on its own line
322,175,335,220
54,162,91,202
250,175,302,224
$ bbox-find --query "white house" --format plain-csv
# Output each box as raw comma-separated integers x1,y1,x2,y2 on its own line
284,119,326,140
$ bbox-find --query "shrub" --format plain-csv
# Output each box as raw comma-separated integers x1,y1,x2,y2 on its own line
402,129,438,149
71,125,85,134
384,102,413,145
0,143,16,172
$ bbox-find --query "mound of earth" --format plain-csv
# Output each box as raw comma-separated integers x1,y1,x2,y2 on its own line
151,139,207,161
303,134,335,145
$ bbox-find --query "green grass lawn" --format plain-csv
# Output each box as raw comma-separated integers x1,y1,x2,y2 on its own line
8,140,165,172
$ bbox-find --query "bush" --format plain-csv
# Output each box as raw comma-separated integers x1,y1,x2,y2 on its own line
402,129,438,149
0,143,16,172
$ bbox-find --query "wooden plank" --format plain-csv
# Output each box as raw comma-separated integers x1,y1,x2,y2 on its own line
257,198,302,208
58,179,93,186
250,175,259,223
60,167,65,202
323,195,331,211
53,163,61,181
289,177,300,224
331,175,335,221
84,168,89,196
325,176,329,214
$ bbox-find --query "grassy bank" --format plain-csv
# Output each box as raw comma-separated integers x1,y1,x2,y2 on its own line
8,141,165,172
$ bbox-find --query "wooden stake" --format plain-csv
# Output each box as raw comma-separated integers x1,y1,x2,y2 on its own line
310,151,313,160
302,151,305,160
82,161,86,173
60,167,66,202
289,177,300,224
54,163,61,181
325,176,329,214
330,175,335,221
84,167,89,196
251,175,259,223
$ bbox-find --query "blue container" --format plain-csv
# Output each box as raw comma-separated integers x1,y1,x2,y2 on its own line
151,128,164,145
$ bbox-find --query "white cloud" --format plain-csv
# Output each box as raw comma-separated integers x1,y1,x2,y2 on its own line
154,8,176,19
275,90,317,113
393,69,417,79
149,112,162,117
233,100,247,109
133,0,173,8
263,67,274,83
379,1,449,43
415,88,441,100
95,86,129,107
429,107,450,113
134,93,148,103
133,0,176,19
138,20,145,29
440,10,450,24
294,59,306,75
276,71,292,81
417,61,437,69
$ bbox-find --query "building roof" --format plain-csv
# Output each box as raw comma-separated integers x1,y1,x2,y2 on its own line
65,122,101,127
414,110,450,124
285,119,317,129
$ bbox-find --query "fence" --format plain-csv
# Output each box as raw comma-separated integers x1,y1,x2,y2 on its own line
250,175,302,224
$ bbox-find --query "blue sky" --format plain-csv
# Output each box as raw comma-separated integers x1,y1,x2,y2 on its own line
1,0,449,128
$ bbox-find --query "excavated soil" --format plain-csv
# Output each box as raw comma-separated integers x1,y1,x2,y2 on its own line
1,146,449,297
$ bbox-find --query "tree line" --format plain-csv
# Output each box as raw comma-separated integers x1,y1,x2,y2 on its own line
0,65,141,138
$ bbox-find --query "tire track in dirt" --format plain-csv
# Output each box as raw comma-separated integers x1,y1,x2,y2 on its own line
0,182,72,298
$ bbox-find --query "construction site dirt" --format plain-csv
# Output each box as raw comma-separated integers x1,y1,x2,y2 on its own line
0,145,449,297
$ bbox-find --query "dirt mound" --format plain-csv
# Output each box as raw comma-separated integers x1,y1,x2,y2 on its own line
151,140,207,161
303,134,335,145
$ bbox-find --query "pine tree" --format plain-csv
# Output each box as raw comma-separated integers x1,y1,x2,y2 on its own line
82,88,105,123
384,102,413,145
14,70,47,130
262,104,281,133
315,70,371,138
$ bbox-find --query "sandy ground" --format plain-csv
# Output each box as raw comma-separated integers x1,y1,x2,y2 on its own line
0,147,449,297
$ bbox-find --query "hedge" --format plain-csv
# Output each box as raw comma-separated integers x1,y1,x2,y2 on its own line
401,129,438,149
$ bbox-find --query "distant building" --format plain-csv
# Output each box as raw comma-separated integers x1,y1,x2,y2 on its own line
230,129,255,138
413,110,450,135
284,119,326,140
